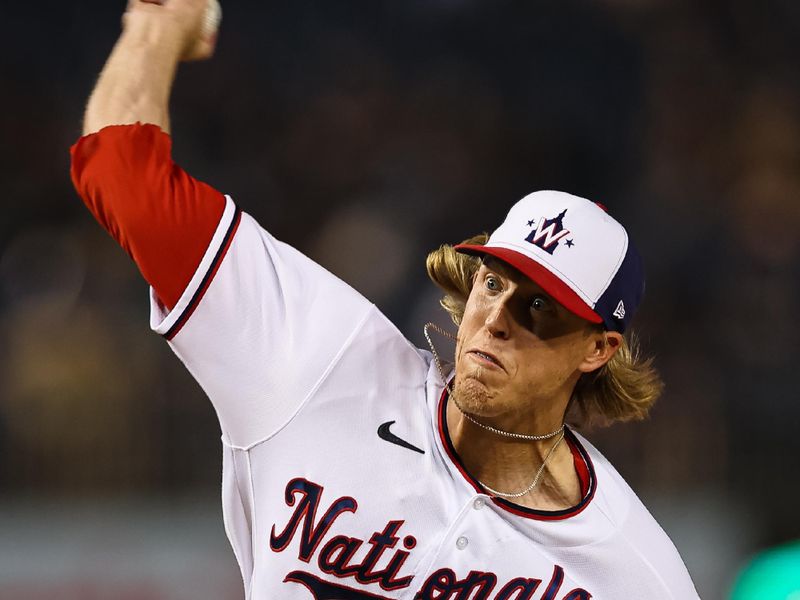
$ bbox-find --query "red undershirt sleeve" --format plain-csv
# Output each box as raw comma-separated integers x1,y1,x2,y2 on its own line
70,123,226,310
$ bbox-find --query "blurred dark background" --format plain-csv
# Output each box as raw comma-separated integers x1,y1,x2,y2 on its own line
1,1,798,598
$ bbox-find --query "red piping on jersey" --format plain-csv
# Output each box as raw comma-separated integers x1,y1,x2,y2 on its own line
164,207,242,340
436,384,597,521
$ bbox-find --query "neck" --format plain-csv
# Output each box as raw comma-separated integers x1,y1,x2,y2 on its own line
445,396,582,510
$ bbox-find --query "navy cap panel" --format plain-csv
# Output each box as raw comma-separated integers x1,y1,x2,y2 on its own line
594,241,644,333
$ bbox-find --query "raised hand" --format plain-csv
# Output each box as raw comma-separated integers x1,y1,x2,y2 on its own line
122,0,220,62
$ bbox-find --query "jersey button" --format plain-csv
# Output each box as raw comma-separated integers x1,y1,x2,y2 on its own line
456,536,469,550
473,497,486,510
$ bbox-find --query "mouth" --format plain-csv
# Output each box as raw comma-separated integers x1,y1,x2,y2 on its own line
467,348,505,371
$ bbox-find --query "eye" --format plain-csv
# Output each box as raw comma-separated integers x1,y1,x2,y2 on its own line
530,295,552,313
485,275,501,291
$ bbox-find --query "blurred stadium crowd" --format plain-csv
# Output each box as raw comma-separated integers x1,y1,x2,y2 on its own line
0,1,798,598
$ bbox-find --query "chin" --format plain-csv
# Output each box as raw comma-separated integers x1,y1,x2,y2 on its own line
453,372,497,417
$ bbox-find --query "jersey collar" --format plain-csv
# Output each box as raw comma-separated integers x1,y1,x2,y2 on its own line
436,384,597,521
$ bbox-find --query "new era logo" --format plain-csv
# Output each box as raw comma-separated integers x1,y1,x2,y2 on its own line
613,300,626,320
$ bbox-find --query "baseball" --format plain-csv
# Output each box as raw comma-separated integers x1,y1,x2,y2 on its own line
201,0,221,43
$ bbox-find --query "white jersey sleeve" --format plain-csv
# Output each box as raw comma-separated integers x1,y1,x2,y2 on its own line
149,196,374,448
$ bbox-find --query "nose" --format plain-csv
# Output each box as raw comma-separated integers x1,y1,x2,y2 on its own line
484,296,512,339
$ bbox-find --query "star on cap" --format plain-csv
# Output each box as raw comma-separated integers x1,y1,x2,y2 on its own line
565,239,574,248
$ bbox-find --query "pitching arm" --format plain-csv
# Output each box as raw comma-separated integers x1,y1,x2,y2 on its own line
71,0,224,309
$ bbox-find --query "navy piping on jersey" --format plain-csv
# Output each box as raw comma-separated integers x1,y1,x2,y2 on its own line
437,385,597,521
164,206,243,341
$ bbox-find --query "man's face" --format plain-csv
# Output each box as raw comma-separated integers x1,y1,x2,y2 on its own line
453,258,603,424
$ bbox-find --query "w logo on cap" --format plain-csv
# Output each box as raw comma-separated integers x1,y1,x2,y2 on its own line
524,209,570,255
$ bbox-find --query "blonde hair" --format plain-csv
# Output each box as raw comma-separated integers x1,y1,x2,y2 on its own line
425,233,664,428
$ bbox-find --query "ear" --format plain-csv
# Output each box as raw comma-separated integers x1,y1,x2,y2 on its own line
578,330,623,374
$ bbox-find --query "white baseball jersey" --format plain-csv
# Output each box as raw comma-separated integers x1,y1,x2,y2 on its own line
148,194,700,600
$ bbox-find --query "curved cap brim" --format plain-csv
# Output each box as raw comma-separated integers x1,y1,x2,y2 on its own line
454,244,604,325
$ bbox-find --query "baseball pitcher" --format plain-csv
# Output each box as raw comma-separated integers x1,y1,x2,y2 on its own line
70,1,700,598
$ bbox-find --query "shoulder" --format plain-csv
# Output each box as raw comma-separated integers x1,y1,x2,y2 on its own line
575,432,699,597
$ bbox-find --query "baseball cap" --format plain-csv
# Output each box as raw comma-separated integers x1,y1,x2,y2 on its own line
455,190,643,333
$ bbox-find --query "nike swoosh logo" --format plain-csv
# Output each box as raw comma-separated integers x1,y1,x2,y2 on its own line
377,421,425,455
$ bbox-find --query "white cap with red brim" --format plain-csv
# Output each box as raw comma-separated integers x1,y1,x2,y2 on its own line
455,190,644,333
